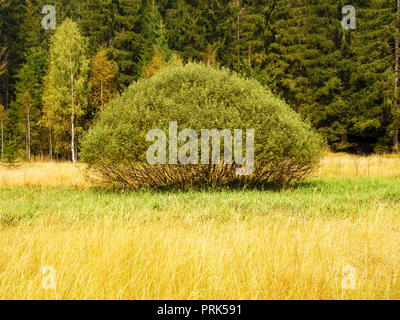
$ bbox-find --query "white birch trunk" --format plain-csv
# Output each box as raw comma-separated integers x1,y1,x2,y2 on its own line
70,57,77,163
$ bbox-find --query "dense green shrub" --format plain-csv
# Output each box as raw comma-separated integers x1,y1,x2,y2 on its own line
80,63,324,189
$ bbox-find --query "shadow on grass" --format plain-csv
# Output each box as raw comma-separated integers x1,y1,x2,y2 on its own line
87,178,326,195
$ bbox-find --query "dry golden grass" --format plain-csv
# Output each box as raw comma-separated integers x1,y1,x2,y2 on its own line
0,162,88,188
316,152,400,178
1,212,400,300
0,153,400,299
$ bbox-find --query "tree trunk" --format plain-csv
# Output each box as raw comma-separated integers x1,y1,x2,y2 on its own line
6,78,8,108
49,128,53,161
395,0,400,153
0,118,3,160
70,58,77,163
237,10,240,67
101,79,104,109
71,111,76,163
27,110,31,160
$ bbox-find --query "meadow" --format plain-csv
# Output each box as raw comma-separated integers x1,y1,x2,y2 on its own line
0,153,400,299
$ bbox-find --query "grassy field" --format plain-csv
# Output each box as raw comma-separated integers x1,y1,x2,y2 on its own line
0,153,400,299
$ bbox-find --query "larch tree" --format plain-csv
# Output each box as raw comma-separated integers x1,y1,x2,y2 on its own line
202,45,218,67
0,47,7,76
141,45,166,79
42,19,89,163
89,47,117,111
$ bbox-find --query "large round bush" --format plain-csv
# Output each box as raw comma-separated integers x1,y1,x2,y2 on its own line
81,63,324,189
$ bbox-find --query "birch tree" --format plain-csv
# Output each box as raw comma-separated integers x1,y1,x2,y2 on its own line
42,19,89,162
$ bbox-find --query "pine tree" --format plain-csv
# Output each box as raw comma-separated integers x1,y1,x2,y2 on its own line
80,0,119,55
0,0,25,108
42,19,89,162
0,0,6,77
347,0,397,152
19,0,43,53
164,0,235,64
14,48,47,159
80,0,142,88
0,0,399,154
164,0,205,61
257,1,353,150
111,0,142,88
136,0,170,78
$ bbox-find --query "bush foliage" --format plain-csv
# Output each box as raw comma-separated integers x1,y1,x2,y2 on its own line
81,63,324,189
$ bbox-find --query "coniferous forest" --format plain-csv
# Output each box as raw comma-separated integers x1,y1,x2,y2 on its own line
0,0,399,161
